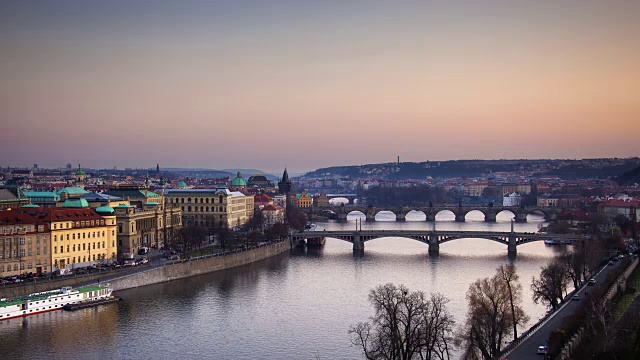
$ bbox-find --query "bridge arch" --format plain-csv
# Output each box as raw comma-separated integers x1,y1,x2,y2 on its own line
496,209,516,221
464,209,486,222
375,210,397,221
346,210,366,220
434,209,456,221
405,210,427,221
525,208,548,221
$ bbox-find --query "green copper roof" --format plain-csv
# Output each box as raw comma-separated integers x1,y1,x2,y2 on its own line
95,205,115,214
63,198,90,208
21,203,40,208
75,168,85,176
231,171,247,187
146,191,160,197
57,187,89,195
145,202,159,206
177,181,187,188
22,191,59,199
114,204,133,209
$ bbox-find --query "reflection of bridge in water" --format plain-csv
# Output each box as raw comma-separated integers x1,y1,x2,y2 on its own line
292,229,583,256
317,205,566,223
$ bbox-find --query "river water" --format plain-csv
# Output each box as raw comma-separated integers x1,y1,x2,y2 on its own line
0,212,568,359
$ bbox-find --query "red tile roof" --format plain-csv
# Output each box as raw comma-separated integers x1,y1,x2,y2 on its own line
599,199,640,208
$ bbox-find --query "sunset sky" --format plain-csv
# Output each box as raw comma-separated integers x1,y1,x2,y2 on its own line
1,0,639,172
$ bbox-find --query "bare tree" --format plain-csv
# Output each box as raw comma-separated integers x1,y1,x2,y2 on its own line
531,260,569,311
497,263,529,340
458,270,518,360
349,283,455,360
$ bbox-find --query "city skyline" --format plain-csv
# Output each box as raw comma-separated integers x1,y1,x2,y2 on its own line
2,1,639,172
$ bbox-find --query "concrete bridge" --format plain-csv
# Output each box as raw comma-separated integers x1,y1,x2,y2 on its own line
292,229,583,256
317,205,564,223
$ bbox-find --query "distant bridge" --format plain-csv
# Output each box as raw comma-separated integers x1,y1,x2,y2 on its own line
314,205,567,223
292,229,583,255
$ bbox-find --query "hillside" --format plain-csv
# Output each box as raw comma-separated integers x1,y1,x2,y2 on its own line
614,165,640,185
300,158,640,180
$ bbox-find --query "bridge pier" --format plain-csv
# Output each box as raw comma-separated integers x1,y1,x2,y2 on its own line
426,213,436,222
352,234,364,251
485,212,497,222
337,213,348,222
428,233,440,255
396,213,406,222
455,213,465,222
366,214,376,222
515,213,528,223
508,233,517,256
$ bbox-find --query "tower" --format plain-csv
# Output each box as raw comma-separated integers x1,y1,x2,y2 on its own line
278,168,292,195
156,163,160,174
75,164,85,189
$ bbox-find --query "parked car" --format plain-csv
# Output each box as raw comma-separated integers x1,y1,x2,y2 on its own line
537,345,548,354
608,261,615,266
167,254,180,261
588,279,596,286
572,294,580,301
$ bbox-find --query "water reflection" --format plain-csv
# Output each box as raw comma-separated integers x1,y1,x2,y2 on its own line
0,214,571,360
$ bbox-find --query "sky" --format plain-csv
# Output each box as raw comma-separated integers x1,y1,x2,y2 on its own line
1,0,639,173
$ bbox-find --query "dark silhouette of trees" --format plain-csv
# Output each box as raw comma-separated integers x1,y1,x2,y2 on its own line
458,265,528,360
531,260,569,311
349,283,455,360
497,263,529,340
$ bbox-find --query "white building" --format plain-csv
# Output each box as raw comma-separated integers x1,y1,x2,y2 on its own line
503,193,522,207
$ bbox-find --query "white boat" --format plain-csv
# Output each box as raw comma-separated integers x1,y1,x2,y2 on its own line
0,285,112,321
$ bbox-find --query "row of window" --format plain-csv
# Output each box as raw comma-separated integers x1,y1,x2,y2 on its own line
54,241,112,254
1,246,48,259
54,230,113,242
0,261,48,273
169,196,225,204
182,206,227,213
52,220,106,230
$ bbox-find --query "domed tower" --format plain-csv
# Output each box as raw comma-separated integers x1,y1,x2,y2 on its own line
230,171,247,191
75,164,85,189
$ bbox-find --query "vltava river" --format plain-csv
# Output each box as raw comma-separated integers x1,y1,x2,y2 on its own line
0,212,567,359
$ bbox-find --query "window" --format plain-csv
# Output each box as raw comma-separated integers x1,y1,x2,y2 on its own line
14,264,18,271
54,235,57,241
97,242,100,249
28,262,32,269
20,263,24,270
66,234,69,240
102,241,105,248
28,248,32,256
188,206,191,212
54,224,57,230
66,245,69,253
118,224,123,233
81,221,85,227
72,257,76,264
20,249,25,257
54,247,57,254
93,242,95,250
72,245,76,252
44,247,47,255
102,231,105,237
82,233,85,239
72,234,75,240
83,244,85,251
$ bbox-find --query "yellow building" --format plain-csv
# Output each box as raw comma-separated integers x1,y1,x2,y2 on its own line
163,188,254,229
0,206,52,277
295,192,313,208
44,208,117,270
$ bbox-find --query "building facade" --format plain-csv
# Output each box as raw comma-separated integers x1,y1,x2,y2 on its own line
111,203,182,259
295,192,313,208
0,208,51,277
163,188,254,229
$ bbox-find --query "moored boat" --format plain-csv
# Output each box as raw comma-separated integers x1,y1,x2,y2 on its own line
0,285,112,321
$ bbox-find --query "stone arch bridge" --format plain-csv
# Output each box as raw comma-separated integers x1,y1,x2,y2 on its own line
317,205,564,223
292,230,582,256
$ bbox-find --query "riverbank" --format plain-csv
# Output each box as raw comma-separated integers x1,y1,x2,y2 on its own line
109,240,290,291
0,240,291,298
